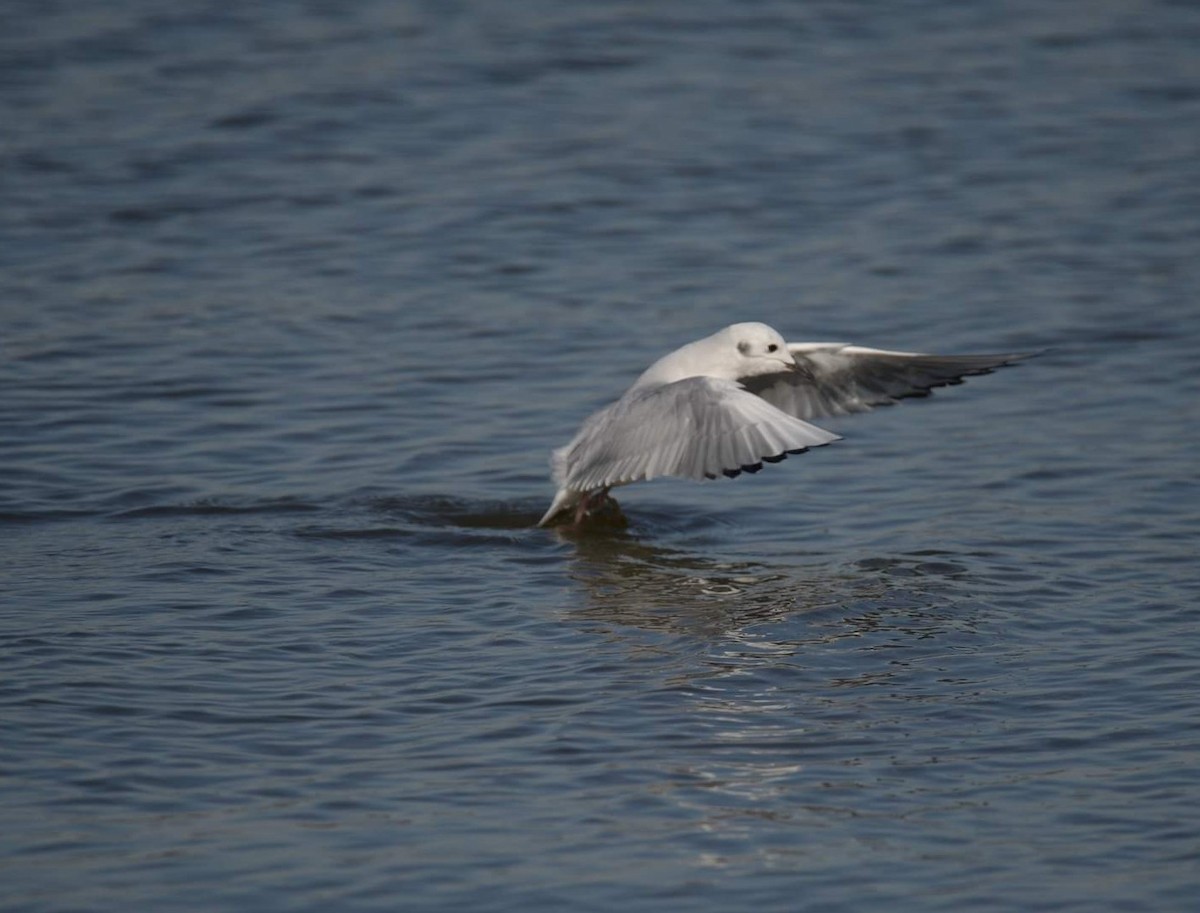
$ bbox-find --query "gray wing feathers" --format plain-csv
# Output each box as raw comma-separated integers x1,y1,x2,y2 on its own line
741,345,1030,420
555,377,840,492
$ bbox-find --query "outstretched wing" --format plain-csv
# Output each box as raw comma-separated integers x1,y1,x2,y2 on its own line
555,376,840,493
739,344,1031,420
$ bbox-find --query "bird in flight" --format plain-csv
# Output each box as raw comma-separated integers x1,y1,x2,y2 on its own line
539,321,1030,528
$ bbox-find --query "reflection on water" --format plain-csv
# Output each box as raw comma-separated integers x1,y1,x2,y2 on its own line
563,524,980,645
552,526,1001,867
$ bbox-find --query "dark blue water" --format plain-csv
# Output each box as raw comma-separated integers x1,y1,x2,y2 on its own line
3,2,1199,911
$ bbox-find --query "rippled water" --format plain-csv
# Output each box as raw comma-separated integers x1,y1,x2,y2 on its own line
4,2,1200,911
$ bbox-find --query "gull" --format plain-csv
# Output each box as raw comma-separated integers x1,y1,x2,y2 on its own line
538,322,1029,527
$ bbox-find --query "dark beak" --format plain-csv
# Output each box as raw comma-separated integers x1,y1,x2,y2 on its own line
786,357,814,381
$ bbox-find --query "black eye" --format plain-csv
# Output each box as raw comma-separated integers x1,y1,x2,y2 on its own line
767,343,778,352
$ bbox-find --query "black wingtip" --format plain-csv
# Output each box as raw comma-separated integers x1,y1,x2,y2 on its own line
708,445,820,481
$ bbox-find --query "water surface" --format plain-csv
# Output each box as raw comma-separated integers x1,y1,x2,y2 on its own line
3,2,1200,911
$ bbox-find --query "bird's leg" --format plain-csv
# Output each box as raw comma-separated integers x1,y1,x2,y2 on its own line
573,488,605,524
572,488,626,528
